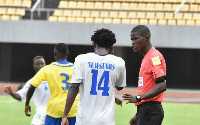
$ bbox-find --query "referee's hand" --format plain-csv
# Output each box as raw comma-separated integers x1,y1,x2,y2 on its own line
122,93,137,104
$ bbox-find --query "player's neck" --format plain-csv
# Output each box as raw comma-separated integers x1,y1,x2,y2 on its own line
95,48,108,55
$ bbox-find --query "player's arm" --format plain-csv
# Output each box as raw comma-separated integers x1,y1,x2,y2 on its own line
25,85,36,116
115,97,122,106
129,114,137,125
62,83,80,125
5,86,21,101
115,86,124,91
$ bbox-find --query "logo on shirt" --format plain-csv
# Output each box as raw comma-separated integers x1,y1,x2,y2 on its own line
139,77,143,88
151,56,161,65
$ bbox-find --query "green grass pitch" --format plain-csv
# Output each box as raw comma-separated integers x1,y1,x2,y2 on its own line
1,95,200,125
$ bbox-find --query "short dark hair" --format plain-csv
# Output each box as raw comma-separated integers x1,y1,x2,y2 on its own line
33,56,44,63
131,25,151,37
91,28,116,49
55,43,69,57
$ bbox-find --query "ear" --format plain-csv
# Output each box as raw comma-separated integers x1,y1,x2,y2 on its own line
93,42,97,48
145,35,150,42
109,45,114,55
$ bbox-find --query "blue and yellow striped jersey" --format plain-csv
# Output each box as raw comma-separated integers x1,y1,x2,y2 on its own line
31,61,79,118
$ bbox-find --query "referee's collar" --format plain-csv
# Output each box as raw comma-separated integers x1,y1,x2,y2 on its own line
56,61,70,64
93,52,109,56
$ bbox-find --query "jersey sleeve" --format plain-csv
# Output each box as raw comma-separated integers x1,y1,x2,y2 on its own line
71,56,83,84
115,60,126,87
31,68,47,87
149,55,166,79
16,78,33,101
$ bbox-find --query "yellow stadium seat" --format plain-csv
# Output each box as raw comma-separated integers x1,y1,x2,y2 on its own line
112,18,121,24
63,10,72,17
0,0,5,6
130,19,139,24
146,12,155,19
129,3,138,11
139,19,148,24
1,15,10,20
121,18,130,24
154,3,163,11
167,0,177,3
85,17,94,23
94,2,103,9
177,20,186,25
103,2,112,10
76,17,85,23
195,0,200,4
195,20,200,25
172,4,179,11
121,2,129,10
118,11,128,18
112,2,121,10
85,1,94,9
100,11,109,18
180,4,189,12
164,13,174,19
168,19,176,25
174,13,183,19
7,8,16,15
67,17,76,22
0,8,7,15
137,3,146,11
49,16,57,22
163,4,172,11
68,1,77,9
109,11,118,18
149,19,157,25
10,15,20,21
16,9,25,16
81,11,90,17
128,12,137,19
77,1,85,9
183,13,193,20
189,4,199,12
156,12,164,19
193,13,200,20
58,1,68,9
186,20,195,25
158,19,167,25
146,3,155,11
103,18,112,23
137,12,146,19
90,11,99,18
72,10,81,17
94,18,103,23
53,10,63,17
5,0,13,7
22,0,31,8
13,0,22,7
58,16,67,22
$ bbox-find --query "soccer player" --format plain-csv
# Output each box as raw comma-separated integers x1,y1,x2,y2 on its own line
5,56,50,125
25,43,79,125
62,28,126,125
122,25,166,125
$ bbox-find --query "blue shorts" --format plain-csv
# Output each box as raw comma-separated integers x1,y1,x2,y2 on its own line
45,115,76,125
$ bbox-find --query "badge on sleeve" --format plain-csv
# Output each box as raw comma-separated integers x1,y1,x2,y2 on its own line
151,56,161,65
139,77,143,88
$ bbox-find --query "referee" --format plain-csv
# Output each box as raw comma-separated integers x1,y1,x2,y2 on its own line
122,25,166,125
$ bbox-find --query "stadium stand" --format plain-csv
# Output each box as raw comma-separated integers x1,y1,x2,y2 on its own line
0,0,200,25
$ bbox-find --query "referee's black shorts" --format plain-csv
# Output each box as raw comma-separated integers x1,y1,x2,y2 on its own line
136,101,164,125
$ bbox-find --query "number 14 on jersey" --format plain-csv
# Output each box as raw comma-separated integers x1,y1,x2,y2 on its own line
90,69,110,96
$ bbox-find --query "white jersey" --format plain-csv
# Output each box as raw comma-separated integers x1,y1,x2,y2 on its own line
17,78,50,113
71,52,126,125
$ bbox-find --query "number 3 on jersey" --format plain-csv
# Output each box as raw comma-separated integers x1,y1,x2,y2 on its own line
60,73,70,90
90,69,110,96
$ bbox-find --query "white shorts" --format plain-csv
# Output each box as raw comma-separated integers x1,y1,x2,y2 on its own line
31,111,46,125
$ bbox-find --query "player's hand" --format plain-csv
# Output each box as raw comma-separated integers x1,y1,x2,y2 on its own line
129,115,137,125
5,86,12,95
62,116,69,125
122,93,137,104
25,105,31,116
115,97,122,107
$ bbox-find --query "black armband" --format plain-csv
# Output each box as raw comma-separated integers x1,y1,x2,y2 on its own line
155,75,166,84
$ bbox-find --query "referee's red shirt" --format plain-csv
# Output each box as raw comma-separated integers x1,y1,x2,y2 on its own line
135,47,166,106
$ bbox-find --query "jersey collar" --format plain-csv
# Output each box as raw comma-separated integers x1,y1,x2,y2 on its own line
93,52,109,56
56,61,70,64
